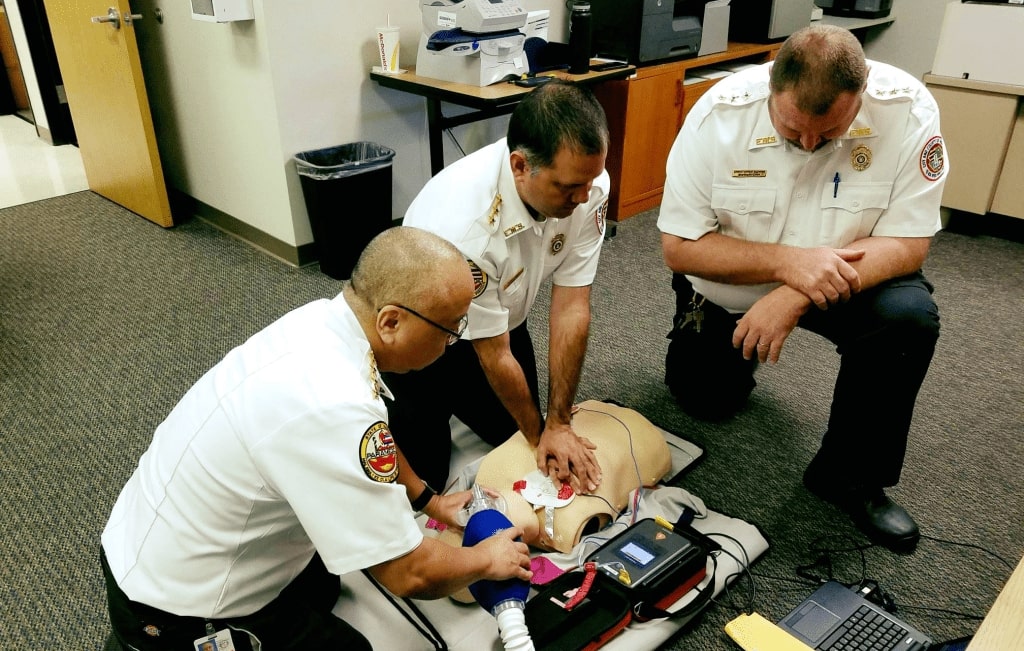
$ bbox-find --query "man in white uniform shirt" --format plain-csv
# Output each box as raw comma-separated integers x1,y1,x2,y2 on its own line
385,80,611,499
659,25,946,552
101,227,532,651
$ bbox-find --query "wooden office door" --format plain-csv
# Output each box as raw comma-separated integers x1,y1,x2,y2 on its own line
41,0,172,227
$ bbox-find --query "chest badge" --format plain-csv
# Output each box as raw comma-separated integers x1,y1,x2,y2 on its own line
851,145,872,172
550,233,566,255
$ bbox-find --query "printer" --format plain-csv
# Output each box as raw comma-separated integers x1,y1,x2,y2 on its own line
814,0,892,20
590,0,705,65
416,0,530,86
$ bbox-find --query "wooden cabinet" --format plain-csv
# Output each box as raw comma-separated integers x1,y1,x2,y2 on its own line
924,74,1024,220
991,104,1024,219
594,41,781,222
594,65,683,221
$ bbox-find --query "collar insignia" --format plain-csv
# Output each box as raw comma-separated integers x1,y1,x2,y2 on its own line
487,193,502,226
368,350,380,400
503,222,525,238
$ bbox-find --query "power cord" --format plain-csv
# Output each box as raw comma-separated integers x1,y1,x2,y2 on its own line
705,531,758,615
762,532,1016,623
920,534,1016,571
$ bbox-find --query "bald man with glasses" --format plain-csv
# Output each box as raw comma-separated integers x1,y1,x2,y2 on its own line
392,304,469,346
100,227,531,651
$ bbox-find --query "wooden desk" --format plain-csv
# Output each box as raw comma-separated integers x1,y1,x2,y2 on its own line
967,555,1024,651
370,63,635,176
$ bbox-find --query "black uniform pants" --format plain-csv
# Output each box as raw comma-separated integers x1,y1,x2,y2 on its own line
102,550,370,651
383,321,541,492
665,271,940,489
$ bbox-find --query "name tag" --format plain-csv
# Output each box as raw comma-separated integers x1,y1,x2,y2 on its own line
732,170,767,178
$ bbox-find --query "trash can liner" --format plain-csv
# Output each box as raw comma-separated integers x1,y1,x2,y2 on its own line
294,142,395,180
293,141,396,280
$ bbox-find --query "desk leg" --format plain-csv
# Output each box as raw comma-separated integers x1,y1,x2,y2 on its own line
425,98,445,177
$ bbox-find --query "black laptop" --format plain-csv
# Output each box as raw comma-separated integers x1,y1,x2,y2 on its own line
776,580,934,650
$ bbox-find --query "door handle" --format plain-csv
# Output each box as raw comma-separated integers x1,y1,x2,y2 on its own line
90,7,120,29
123,12,143,24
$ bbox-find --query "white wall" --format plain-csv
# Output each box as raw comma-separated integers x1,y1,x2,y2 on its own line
130,0,566,250
859,0,956,80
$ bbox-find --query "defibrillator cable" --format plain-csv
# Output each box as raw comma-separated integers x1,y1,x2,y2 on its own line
576,405,645,526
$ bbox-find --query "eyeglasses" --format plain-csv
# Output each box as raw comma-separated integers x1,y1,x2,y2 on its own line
394,304,468,345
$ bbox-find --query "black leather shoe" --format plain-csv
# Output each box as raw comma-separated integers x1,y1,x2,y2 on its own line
804,471,920,553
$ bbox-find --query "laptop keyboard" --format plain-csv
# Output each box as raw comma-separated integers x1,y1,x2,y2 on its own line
820,605,908,650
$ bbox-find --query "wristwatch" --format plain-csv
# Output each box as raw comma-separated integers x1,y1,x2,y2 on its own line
410,482,436,513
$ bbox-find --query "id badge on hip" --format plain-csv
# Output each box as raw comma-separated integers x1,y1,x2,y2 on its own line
194,628,236,651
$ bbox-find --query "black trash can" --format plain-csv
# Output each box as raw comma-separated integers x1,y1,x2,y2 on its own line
294,142,396,280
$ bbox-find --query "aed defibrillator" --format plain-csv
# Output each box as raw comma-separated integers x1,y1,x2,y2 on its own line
525,518,716,650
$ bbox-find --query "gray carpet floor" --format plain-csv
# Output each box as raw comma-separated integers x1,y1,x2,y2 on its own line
1,191,1021,650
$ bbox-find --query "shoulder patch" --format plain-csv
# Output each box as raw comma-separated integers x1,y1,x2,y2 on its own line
595,200,608,236
468,259,488,298
360,421,398,483
919,136,945,181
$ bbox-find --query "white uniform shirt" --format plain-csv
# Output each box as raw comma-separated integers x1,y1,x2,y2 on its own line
101,295,421,618
404,139,610,338
658,60,948,313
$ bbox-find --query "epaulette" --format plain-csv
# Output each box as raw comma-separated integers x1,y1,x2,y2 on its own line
710,80,769,107
866,84,916,102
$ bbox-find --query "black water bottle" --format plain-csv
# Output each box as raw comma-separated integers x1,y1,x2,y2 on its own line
568,2,592,75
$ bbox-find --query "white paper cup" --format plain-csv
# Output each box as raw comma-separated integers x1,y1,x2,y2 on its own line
376,26,400,73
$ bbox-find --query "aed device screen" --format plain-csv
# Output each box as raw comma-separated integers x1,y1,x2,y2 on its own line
620,541,656,567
